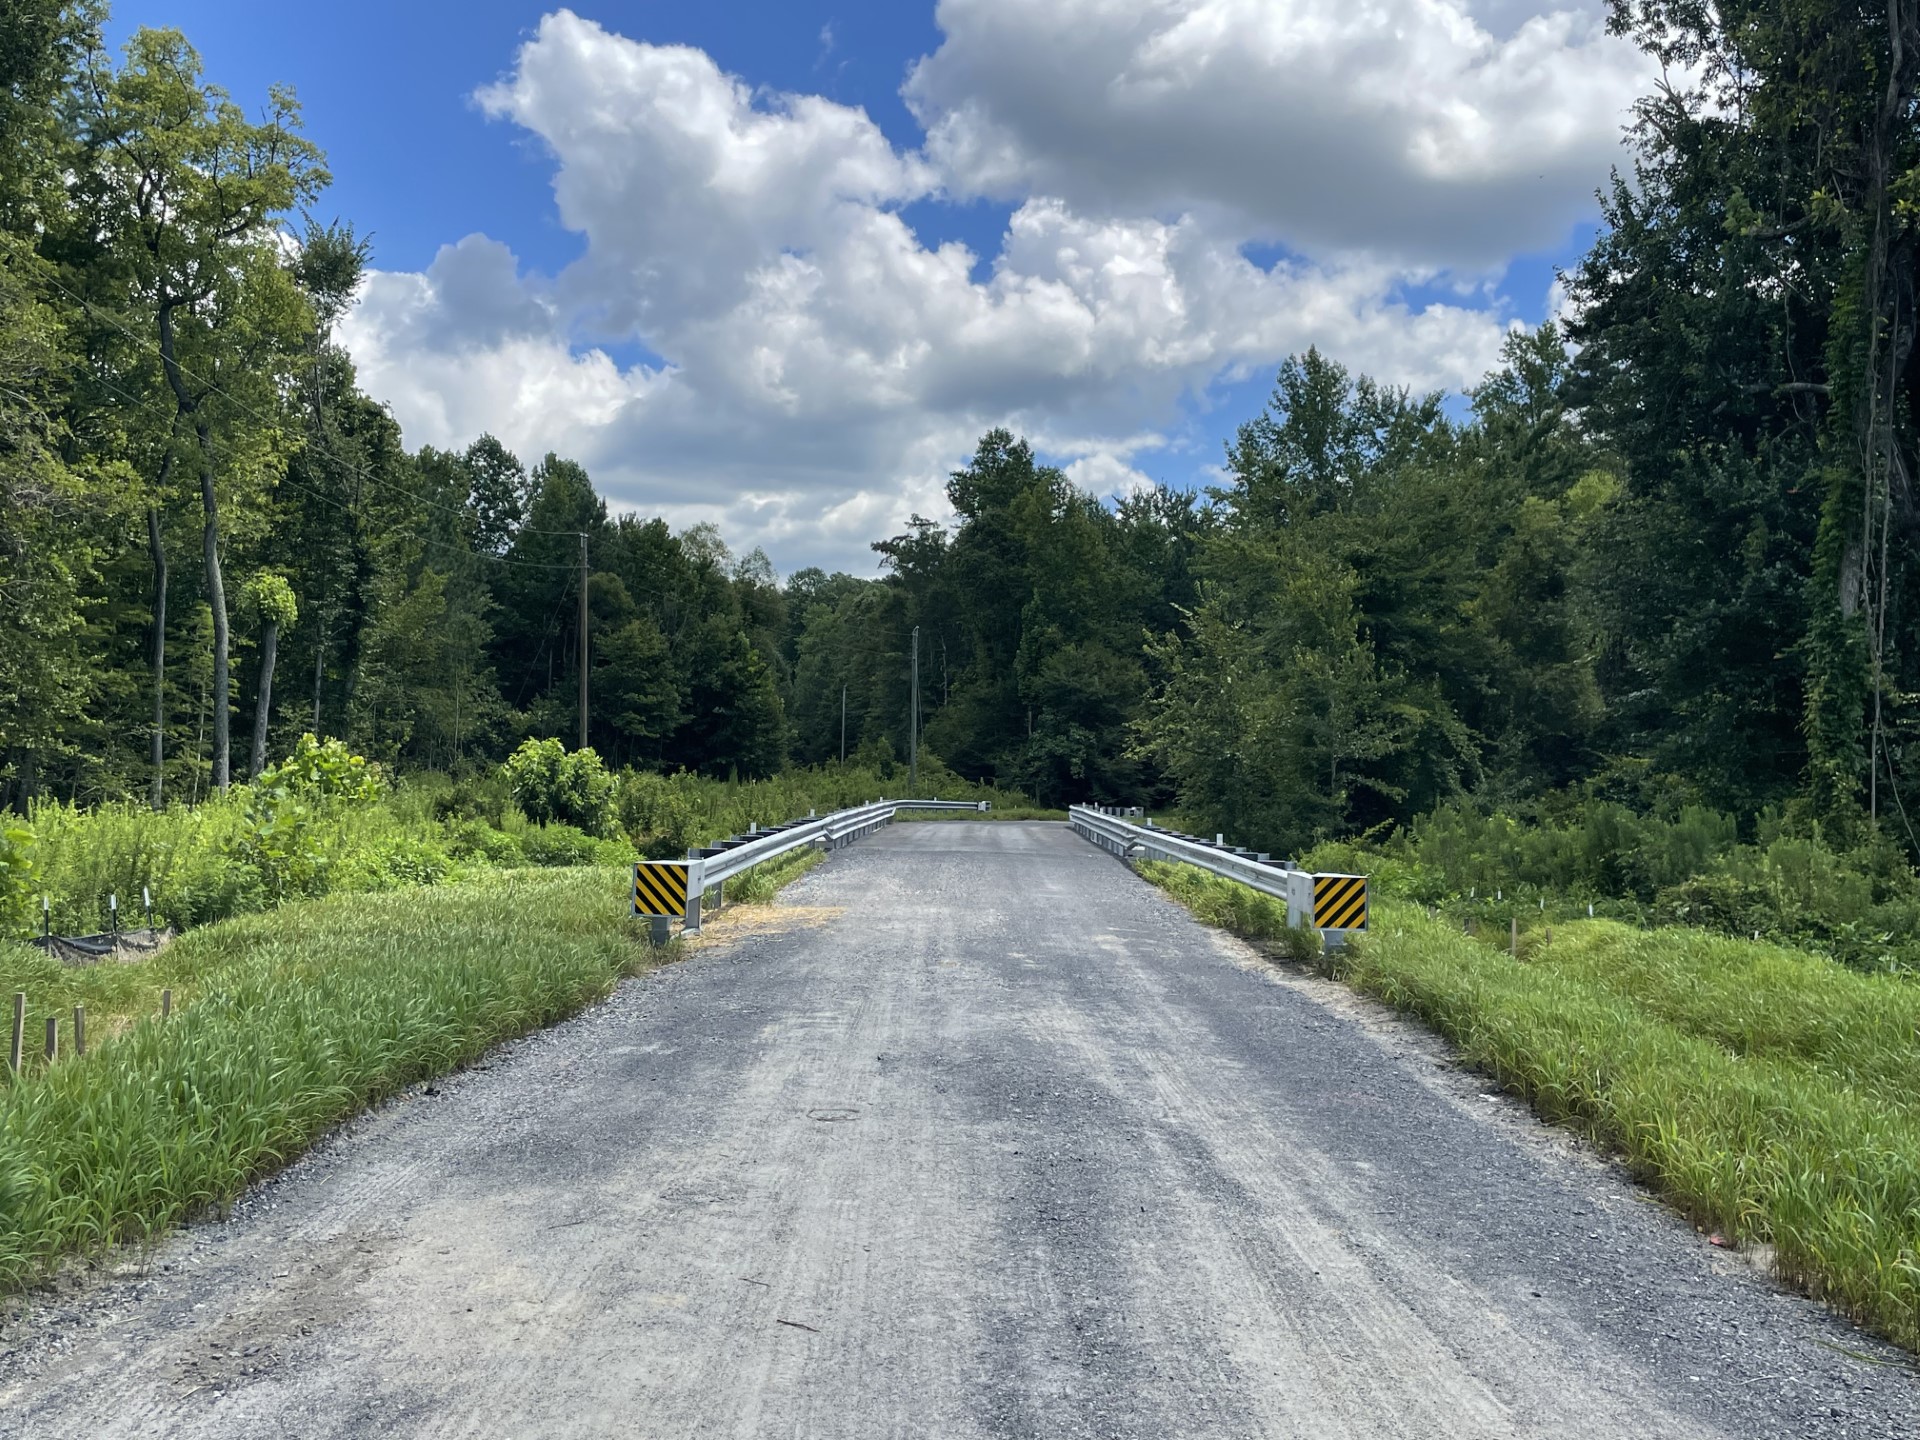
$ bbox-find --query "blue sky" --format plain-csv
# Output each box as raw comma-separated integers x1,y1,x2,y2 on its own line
104,1,1643,572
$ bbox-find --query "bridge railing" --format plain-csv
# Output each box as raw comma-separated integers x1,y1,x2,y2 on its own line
677,799,989,931
1068,805,1367,941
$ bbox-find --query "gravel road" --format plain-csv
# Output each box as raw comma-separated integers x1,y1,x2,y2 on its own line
3,821,1918,1438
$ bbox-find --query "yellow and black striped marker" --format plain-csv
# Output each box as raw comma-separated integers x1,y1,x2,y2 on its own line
632,862,690,919
1312,874,1368,931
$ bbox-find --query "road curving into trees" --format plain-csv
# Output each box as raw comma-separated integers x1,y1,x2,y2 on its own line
3,823,1917,1437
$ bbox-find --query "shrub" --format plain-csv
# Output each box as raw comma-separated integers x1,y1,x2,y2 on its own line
336,836,456,892
502,739,615,835
258,734,383,805
446,820,523,866
615,771,699,859
166,854,266,930
0,824,34,939
518,823,601,867
432,771,514,828
234,786,327,902
1655,872,1771,938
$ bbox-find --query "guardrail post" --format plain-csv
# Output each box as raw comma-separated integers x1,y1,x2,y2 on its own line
684,856,705,933
649,917,670,946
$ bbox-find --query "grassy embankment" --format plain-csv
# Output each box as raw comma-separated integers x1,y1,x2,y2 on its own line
5,761,1043,946
0,832,837,1298
1138,860,1920,1354
0,869,655,1296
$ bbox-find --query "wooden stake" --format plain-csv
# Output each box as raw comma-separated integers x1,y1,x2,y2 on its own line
44,1016,57,1063
1510,917,1519,956
73,1005,85,1058
9,992,22,1074
161,988,173,1019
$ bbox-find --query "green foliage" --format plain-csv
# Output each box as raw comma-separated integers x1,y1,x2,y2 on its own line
514,822,602,868
616,770,700,859
331,834,455,892
1296,794,1920,974
1337,905,1920,1354
0,868,656,1293
445,818,522,867
0,824,34,936
501,739,615,836
1135,860,1322,963
238,571,298,630
235,783,325,901
258,734,382,804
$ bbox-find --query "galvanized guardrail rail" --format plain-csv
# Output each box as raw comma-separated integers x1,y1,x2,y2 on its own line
1069,805,1368,942
633,799,990,938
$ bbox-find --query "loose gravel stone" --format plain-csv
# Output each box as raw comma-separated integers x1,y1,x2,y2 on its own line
1,821,1916,1437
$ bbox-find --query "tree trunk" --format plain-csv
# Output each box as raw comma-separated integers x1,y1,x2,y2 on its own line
146,501,168,811
156,301,230,794
251,618,279,779
197,419,230,793
312,614,324,733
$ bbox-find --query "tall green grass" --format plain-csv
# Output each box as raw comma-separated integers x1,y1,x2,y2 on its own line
0,867,654,1293
8,760,1041,944
1136,861,1920,1353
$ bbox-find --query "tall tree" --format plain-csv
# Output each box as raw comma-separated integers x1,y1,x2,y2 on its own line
78,30,326,792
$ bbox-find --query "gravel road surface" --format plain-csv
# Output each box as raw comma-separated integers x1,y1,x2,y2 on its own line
3,821,1918,1438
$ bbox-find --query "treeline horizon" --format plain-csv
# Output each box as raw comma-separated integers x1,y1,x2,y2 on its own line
5,2,1919,867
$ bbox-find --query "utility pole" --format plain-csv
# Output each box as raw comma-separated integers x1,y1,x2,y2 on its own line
841,683,848,764
910,625,920,795
578,532,589,751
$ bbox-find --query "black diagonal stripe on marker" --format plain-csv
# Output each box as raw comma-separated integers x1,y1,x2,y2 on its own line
1329,886,1368,926
649,864,687,903
1324,877,1362,910
636,869,683,916
1325,890,1368,929
635,874,674,915
1319,884,1365,928
1314,877,1356,912
632,874,672,916
1314,877,1361,924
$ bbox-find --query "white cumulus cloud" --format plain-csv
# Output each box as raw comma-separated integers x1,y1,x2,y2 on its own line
907,0,1646,267
339,5,1645,574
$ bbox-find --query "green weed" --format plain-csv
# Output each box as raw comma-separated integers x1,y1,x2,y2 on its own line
0,867,655,1294
1141,860,1920,1354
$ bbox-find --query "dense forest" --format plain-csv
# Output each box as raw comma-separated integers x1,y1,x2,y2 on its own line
4,1,1919,871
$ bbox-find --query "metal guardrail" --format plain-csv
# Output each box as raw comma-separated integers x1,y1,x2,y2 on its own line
672,799,989,933
1069,805,1367,940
